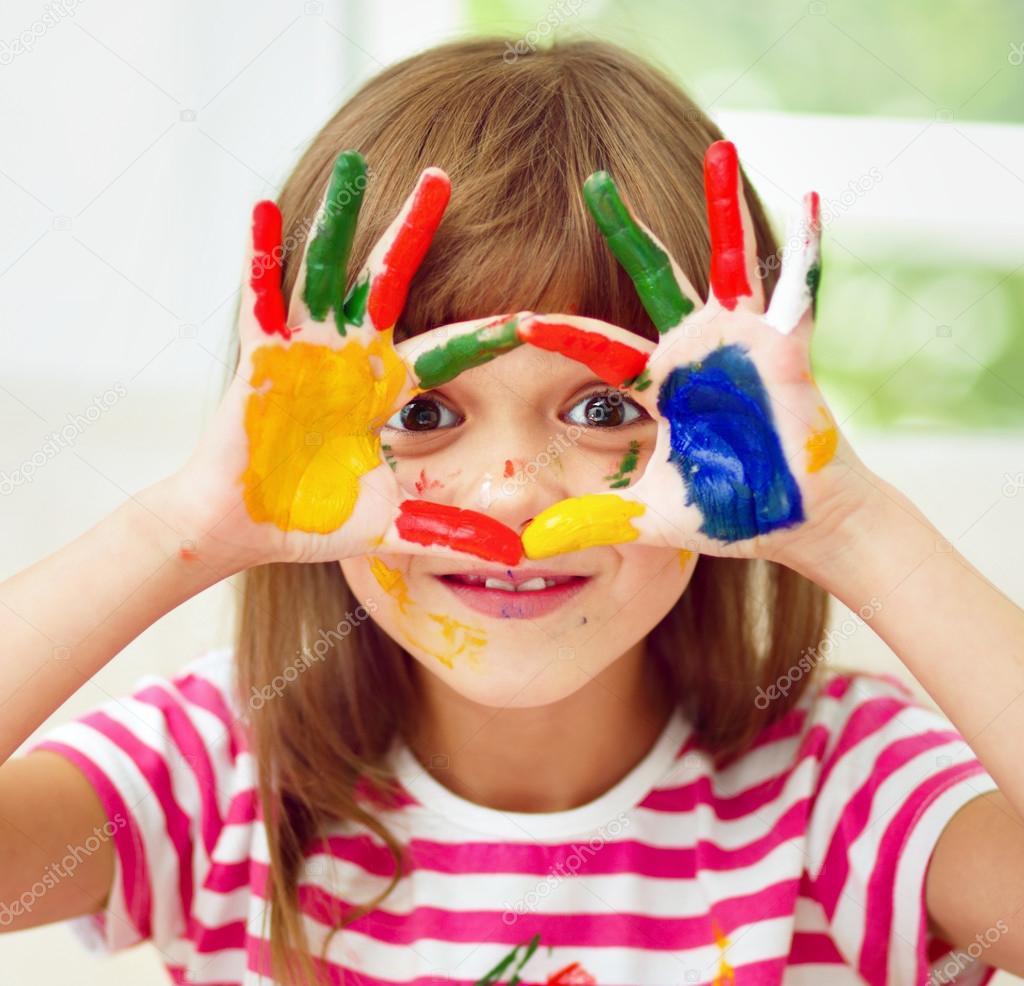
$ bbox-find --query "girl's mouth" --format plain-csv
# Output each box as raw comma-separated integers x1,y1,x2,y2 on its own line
434,571,591,618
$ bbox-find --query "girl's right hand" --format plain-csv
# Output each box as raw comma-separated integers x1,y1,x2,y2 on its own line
171,150,530,571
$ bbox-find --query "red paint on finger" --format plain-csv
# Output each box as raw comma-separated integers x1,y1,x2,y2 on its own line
396,500,523,566
250,201,292,339
367,170,451,331
517,318,649,387
704,141,751,311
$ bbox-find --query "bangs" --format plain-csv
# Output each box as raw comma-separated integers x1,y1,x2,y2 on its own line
278,38,774,349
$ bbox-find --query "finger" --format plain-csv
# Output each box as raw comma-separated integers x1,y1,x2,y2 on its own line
516,313,654,388
704,140,763,313
398,312,529,390
245,200,293,341
355,167,452,333
583,171,700,333
521,490,657,560
388,499,524,565
333,462,525,565
298,150,368,334
764,191,821,337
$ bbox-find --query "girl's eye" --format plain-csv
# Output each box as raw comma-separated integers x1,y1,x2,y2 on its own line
383,396,462,433
564,390,648,428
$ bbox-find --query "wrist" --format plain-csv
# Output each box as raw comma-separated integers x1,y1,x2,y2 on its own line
777,476,941,604
136,474,257,583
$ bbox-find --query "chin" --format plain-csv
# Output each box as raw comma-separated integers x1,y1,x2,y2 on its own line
420,650,606,709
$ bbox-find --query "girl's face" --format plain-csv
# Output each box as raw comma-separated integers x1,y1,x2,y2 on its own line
340,322,698,708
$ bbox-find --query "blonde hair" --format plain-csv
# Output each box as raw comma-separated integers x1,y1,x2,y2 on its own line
234,36,831,984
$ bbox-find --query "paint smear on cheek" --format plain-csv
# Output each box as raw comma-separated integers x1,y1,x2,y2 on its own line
657,343,804,542
413,468,444,494
242,335,406,533
678,548,694,567
604,440,641,489
523,494,645,559
368,556,414,613
423,613,488,669
478,472,494,509
503,459,515,478
366,557,487,669
805,405,838,472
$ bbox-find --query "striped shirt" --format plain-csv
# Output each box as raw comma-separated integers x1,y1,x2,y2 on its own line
21,646,1000,985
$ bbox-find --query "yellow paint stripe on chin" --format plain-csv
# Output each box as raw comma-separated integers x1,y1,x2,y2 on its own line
522,494,646,559
241,333,406,534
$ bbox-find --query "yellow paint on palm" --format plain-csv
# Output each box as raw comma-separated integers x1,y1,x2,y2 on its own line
522,494,645,559
805,405,838,473
241,333,407,533
368,556,413,614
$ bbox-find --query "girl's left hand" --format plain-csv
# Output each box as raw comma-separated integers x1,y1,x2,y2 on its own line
519,139,875,566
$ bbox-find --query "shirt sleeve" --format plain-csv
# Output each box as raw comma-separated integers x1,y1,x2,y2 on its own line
15,647,244,957
802,671,1001,986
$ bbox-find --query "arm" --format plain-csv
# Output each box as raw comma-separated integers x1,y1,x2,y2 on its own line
0,476,242,930
0,477,239,765
781,474,1024,973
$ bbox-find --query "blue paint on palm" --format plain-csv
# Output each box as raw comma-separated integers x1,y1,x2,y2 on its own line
657,343,803,542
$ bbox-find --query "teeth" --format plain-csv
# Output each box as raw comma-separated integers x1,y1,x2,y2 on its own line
481,576,555,592
484,578,518,591
518,577,549,592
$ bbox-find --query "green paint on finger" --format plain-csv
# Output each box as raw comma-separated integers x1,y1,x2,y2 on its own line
303,150,368,331
605,439,641,488
584,171,694,334
413,315,523,389
806,260,821,318
342,273,370,330
623,367,652,391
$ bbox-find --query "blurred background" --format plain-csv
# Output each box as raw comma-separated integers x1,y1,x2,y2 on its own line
1,0,1023,982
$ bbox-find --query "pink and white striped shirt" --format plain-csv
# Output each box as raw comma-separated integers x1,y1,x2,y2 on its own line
21,647,1000,985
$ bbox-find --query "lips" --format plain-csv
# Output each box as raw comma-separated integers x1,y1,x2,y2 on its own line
434,568,592,618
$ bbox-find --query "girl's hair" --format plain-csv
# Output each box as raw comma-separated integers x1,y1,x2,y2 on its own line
234,36,830,983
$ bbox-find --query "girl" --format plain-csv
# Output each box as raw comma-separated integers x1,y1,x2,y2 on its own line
3,36,1024,986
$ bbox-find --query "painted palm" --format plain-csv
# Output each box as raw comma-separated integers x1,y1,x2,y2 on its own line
519,140,850,561
195,149,534,566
